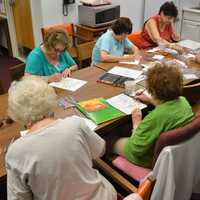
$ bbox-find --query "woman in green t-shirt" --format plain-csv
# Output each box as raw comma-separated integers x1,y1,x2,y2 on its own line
113,62,193,168
25,29,78,83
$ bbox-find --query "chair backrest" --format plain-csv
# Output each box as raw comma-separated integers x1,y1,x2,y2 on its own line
76,40,96,68
150,128,200,200
41,23,75,47
183,79,200,105
153,111,200,166
128,32,142,49
41,23,78,59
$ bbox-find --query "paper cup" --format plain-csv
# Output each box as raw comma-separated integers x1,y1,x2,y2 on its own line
124,81,138,96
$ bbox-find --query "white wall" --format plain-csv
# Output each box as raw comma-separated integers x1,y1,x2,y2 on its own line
30,0,43,46
114,0,145,31
30,0,145,46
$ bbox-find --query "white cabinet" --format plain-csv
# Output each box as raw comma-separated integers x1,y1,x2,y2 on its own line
181,9,200,42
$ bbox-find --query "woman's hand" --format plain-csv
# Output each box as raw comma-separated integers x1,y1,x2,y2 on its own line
62,68,71,78
132,108,142,129
48,73,62,83
134,89,153,104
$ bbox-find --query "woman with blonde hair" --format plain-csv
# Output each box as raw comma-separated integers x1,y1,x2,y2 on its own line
6,76,117,200
113,62,193,168
25,28,78,82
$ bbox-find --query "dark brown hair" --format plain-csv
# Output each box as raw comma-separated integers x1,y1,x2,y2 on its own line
159,1,178,18
111,17,132,35
147,62,183,101
43,28,69,50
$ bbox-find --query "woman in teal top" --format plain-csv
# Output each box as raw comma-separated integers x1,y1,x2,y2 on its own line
25,29,78,83
113,62,193,168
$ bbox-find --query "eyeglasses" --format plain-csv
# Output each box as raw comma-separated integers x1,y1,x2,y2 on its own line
52,47,67,54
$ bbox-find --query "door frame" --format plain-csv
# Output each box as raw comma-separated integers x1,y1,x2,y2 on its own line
4,0,25,61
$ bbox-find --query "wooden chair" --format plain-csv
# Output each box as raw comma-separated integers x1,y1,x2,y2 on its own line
123,179,154,200
41,23,75,45
95,111,200,199
76,40,96,68
41,23,78,59
41,23,95,68
183,79,200,105
128,32,142,49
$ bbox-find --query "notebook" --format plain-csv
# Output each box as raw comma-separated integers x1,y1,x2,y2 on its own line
97,73,135,87
76,98,124,124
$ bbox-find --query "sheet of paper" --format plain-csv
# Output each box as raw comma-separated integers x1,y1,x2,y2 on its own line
175,59,188,68
178,40,200,50
107,94,146,115
135,74,146,83
20,115,97,137
183,74,198,80
184,53,196,59
147,47,160,53
141,61,160,70
152,54,165,60
163,48,178,55
119,60,140,65
49,77,87,91
72,115,97,131
20,130,29,136
108,66,143,80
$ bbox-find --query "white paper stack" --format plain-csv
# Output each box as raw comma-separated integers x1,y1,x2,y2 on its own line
119,60,140,65
108,66,143,79
152,54,165,60
178,40,200,50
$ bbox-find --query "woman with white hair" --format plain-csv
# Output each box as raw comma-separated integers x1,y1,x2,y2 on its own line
6,76,117,200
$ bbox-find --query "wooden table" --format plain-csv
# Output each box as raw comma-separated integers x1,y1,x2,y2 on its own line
0,94,20,181
94,49,200,87
1,50,200,185
0,66,137,180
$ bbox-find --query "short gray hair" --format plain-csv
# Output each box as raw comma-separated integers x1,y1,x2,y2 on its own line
8,76,57,126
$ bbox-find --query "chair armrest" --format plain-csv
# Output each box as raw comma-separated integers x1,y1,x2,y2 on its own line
137,178,154,200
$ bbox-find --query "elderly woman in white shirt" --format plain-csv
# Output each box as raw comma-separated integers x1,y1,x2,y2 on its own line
6,76,117,200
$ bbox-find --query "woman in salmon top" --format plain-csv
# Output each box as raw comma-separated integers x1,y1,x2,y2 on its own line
138,1,180,49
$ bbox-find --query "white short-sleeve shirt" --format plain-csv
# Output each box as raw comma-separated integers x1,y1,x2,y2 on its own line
6,116,117,200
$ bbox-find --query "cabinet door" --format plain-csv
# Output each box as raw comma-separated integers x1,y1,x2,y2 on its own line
11,0,34,49
181,20,200,42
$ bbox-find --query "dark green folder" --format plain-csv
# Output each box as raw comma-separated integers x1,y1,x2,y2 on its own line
76,98,124,124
